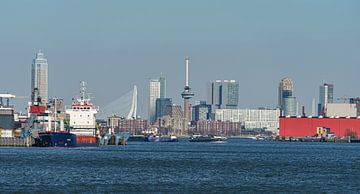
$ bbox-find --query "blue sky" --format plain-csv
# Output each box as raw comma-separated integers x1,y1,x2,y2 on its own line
0,0,359,116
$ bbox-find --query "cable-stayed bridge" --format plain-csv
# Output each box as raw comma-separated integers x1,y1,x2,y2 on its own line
97,86,138,119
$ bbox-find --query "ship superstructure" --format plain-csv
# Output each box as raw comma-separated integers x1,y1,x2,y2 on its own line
66,81,99,146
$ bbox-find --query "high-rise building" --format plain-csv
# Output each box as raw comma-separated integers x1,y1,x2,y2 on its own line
350,97,360,116
159,75,166,99
148,79,161,124
31,50,48,105
207,80,239,110
155,98,172,120
278,77,297,116
318,83,334,116
192,101,212,121
283,96,297,116
148,74,167,124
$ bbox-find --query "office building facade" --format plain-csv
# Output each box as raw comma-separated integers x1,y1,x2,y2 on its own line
192,101,212,121
215,108,280,131
207,80,239,110
155,98,172,120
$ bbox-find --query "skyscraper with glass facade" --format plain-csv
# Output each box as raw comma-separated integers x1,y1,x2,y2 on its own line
207,80,239,110
278,77,297,116
31,50,48,105
148,75,166,124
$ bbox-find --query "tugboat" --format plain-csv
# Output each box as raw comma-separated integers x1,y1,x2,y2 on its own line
65,81,100,147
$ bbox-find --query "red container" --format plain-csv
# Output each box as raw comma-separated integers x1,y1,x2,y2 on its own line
29,106,46,114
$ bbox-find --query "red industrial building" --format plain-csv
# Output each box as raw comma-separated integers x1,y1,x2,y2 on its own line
280,117,360,138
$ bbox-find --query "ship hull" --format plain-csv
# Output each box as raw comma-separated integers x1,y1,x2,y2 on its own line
34,132,77,147
128,135,147,142
76,136,99,147
159,136,179,142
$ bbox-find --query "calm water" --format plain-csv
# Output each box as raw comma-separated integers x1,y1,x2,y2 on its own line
1,139,360,193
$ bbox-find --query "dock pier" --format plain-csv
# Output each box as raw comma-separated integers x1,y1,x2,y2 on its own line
0,137,34,147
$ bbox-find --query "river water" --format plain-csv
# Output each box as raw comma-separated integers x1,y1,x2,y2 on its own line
1,139,360,193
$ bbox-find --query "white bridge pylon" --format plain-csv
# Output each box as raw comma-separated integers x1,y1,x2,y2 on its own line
97,85,138,119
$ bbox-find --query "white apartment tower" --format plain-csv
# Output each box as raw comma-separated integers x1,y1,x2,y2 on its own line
148,79,161,124
31,50,48,105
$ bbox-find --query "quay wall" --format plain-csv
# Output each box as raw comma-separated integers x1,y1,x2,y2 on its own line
0,137,34,147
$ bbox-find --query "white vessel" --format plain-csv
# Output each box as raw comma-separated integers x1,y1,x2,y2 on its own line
65,81,99,146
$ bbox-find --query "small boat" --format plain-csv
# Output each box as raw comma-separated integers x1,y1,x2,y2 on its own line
212,136,227,141
147,134,159,142
128,134,147,142
159,135,178,142
189,135,227,142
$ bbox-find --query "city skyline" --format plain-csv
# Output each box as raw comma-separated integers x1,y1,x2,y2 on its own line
0,0,359,116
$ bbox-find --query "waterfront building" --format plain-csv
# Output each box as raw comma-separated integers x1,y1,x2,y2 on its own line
192,101,212,121
148,75,166,124
0,94,18,137
350,97,360,116
278,77,297,116
325,103,357,117
191,120,241,136
207,80,239,110
31,50,48,105
215,108,280,131
155,98,172,120
107,115,147,135
318,83,334,116
156,104,184,136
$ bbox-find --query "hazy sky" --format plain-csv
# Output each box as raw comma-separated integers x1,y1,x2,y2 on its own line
0,0,359,117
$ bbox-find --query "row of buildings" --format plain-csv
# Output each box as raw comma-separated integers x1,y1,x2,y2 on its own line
2,50,360,139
